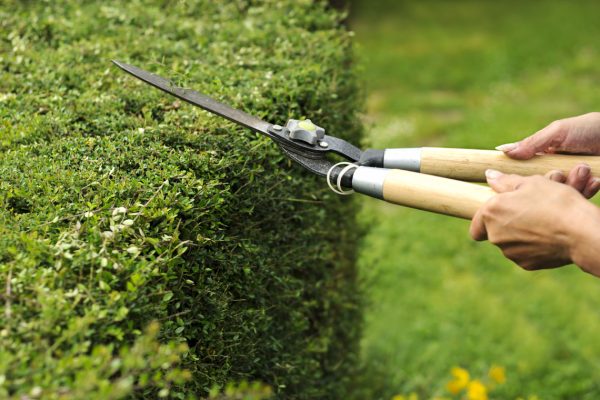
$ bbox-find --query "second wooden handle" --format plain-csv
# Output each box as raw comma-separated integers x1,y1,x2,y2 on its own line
351,167,495,219
382,169,495,219
421,147,600,182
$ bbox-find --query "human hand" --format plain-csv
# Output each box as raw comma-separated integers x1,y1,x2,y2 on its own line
497,112,600,198
542,163,600,199
497,112,600,158
470,169,598,272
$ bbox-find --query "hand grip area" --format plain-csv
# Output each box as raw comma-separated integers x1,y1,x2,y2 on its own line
421,148,600,182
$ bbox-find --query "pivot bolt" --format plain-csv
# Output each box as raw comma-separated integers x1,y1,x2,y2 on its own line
285,119,325,146
319,141,329,148
272,124,283,131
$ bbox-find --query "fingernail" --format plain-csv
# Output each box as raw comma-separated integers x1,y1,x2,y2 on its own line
578,164,591,179
496,143,518,152
485,169,503,180
584,178,600,198
550,171,564,181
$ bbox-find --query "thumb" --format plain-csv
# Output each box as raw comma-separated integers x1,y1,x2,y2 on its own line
485,169,526,193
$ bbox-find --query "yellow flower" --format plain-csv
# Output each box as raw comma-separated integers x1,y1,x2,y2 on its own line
446,367,470,394
391,393,418,400
488,365,506,384
466,380,488,400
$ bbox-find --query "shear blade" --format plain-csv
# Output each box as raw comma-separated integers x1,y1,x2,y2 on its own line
112,60,273,136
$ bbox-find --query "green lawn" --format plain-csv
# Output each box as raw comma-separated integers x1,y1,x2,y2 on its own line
351,1,600,399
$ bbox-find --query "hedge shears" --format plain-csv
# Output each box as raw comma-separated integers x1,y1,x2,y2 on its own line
113,61,600,219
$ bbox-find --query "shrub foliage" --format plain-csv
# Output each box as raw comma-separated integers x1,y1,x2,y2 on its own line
0,1,362,398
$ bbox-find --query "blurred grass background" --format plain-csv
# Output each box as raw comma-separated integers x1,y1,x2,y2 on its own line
350,1,600,399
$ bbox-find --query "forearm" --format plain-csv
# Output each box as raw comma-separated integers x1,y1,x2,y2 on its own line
569,202,600,276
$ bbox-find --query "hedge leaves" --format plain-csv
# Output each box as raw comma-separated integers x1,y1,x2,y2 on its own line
0,1,362,398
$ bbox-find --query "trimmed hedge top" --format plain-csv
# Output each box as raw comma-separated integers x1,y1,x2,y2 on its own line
0,1,362,399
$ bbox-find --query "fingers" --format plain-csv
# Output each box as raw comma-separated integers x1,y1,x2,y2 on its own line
544,164,600,198
497,121,565,160
566,163,591,194
583,177,600,199
544,169,566,183
469,209,487,241
485,170,527,193
563,163,600,199
469,172,519,242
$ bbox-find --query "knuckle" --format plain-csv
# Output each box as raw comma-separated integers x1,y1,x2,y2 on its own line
526,175,546,188
481,205,496,219
587,111,600,120
485,196,502,210
490,237,502,246
481,209,494,223
548,120,565,132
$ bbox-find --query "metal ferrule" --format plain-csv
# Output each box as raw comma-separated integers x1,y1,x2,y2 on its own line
352,167,389,199
383,148,422,172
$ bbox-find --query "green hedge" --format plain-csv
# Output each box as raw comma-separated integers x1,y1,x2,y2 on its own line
0,1,362,398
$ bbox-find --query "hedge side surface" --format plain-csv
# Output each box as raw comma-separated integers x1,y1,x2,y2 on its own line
0,1,363,399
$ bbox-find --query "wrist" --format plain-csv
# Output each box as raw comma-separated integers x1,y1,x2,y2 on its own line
567,199,600,275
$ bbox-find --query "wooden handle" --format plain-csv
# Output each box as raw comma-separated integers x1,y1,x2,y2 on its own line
420,147,600,182
351,167,494,219
381,169,495,219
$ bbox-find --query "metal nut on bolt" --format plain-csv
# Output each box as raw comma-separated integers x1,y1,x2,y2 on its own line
285,119,326,146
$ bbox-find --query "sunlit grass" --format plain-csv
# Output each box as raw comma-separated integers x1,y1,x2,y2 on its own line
352,1,600,399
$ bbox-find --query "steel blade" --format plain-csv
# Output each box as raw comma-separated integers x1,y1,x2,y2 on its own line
112,60,272,135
